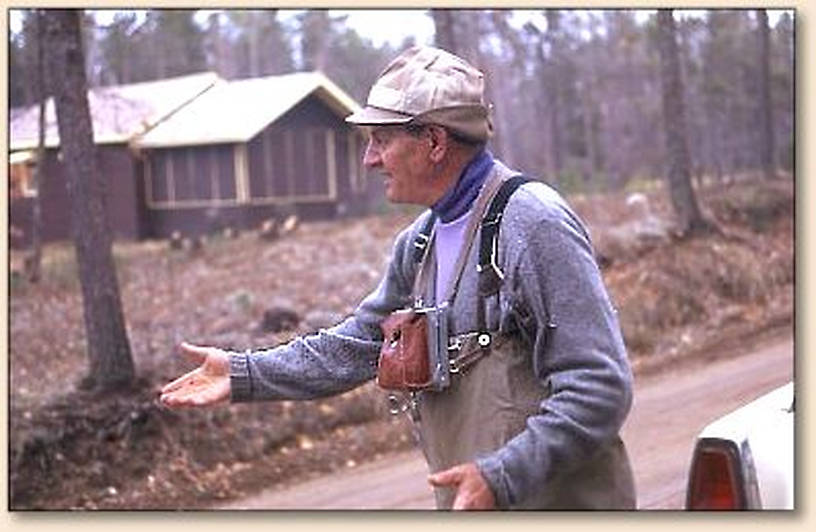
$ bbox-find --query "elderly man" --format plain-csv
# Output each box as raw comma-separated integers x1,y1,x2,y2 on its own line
160,46,636,510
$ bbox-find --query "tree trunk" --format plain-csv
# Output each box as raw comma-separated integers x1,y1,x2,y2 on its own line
756,9,776,180
545,10,564,182
488,10,530,166
702,15,725,183
431,9,459,53
300,10,332,72
581,83,598,188
27,10,46,284
248,11,261,77
468,13,507,160
656,10,710,237
43,9,135,391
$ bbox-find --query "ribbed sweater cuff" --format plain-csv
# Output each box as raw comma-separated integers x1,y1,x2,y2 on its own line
476,454,512,509
229,351,252,402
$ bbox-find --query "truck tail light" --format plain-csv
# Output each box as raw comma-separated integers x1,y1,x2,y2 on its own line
686,439,747,510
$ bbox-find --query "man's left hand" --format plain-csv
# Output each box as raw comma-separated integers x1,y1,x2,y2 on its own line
428,462,496,510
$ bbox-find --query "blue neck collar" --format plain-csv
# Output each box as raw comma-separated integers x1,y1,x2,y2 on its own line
432,150,494,223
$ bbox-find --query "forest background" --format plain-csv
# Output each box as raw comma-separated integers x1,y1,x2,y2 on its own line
9,7,794,193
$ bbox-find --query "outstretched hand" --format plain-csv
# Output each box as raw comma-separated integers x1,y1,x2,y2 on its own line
159,342,230,408
428,462,496,510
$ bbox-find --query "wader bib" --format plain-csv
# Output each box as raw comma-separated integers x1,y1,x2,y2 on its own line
410,163,636,509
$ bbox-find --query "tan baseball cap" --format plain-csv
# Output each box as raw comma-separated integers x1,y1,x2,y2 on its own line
346,46,493,142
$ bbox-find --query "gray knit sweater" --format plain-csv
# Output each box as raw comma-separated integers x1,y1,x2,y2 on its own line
229,162,633,507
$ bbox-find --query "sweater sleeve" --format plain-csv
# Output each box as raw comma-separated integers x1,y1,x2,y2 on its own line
475,200,633,508
229,221,420,402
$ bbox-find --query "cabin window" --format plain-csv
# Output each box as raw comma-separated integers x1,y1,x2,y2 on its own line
245,127,336,203
148,150,169,202
146,144,237,207
145,125,349,208
217,145,236,200
209,146,220,200
171,148,189,201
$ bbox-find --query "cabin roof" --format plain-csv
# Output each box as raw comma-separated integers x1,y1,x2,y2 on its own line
134,71,361,149
9,71,220,151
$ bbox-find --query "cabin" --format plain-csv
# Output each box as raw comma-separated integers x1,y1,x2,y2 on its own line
8,72,220,247
8,71,373,247
131,71,372,238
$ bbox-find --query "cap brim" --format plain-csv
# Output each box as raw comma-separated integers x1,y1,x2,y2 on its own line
345,106,413,126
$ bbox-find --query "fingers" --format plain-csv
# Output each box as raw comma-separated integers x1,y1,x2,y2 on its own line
159,374,229,408
161,342,219,394
160,367,200,395
177,341,214,364
428,465,463,487
428,463,496,510
160,386,224,408
452,491,477,511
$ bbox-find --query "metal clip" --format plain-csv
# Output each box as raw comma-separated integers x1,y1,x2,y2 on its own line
481,212,503,227
387,392,421,421
408,391,420,421
413,232,430,250
387,393,403,416
449,358,460,374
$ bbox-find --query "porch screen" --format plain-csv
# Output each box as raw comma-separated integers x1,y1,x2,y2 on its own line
247,127,331,201
147,144,236,205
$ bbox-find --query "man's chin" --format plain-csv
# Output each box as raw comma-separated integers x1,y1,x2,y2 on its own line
386,195,408,204
384,187,403,203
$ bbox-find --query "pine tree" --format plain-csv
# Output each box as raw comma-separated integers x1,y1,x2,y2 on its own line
43,9,135,391
756,9,776,180
656,9,711,237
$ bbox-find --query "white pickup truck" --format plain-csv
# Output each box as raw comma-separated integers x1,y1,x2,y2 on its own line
684,382,794,510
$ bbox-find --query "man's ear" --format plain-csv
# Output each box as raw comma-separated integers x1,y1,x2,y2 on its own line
427,125,449,163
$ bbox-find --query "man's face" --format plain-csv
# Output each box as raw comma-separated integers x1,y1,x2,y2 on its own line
362,125,436,205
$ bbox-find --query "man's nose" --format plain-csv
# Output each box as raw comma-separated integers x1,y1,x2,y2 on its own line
362,141,381,168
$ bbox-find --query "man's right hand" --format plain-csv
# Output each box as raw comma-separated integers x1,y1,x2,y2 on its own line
159,342,230,408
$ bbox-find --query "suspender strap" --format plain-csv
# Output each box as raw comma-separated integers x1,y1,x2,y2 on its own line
477,175,529,297
413,212,437,263
439,172,508,304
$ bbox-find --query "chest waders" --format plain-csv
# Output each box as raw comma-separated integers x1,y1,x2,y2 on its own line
406,163,636,510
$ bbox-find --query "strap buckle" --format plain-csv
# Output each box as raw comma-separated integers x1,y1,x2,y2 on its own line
412,214,436,263
413,232,430,251
481,211,503,228
387,392,420,421
449,358,460,374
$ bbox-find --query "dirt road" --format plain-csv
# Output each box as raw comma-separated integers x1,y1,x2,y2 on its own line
219,332,793,510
